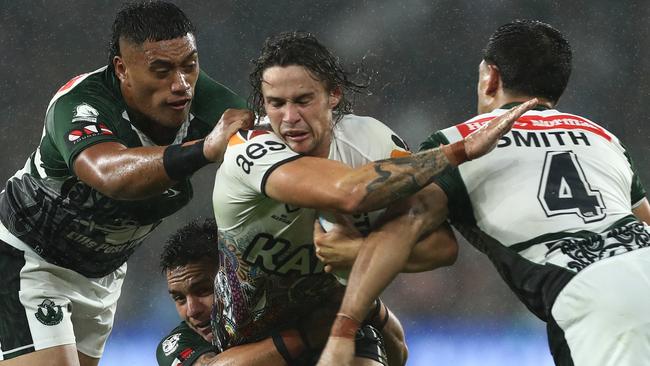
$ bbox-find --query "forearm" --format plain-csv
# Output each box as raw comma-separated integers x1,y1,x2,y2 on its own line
337,146,455,214
74,140,211,200
402,222,458,273
339,212,425,323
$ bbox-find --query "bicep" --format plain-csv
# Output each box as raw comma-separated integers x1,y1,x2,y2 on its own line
264,156,357,211
72,141,129,185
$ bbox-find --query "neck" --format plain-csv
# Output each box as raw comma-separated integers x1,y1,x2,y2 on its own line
128,109,180,145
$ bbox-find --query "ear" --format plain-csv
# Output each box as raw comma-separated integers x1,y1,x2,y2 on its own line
113,56,127,83
484,63,500,96
328,86,342,109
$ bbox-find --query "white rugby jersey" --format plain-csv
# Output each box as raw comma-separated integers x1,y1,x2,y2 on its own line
421,105,648,320
211,114,409,347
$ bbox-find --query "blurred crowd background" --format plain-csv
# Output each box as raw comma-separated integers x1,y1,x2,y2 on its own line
1,1,648,365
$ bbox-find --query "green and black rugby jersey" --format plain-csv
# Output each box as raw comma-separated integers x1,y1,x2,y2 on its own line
0,65,246,277
156,321,215,366
421,106,647,321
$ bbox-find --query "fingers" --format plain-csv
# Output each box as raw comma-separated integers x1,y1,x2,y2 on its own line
220,109,255,132
494,98,538,134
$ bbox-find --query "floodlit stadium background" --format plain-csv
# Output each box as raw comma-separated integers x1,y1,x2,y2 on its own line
1,1,648,365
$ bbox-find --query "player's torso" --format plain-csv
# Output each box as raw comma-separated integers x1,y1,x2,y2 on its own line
430,108,642,267
0,67,243,277
212,114,408,346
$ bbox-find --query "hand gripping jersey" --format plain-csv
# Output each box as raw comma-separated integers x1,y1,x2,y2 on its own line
212,114,409,349
156,321,214,366
0,66,246,277
421,105,648,321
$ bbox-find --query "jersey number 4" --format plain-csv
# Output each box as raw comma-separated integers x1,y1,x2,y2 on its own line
537,151,606,223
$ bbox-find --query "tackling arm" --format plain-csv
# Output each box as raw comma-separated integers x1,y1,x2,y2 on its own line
266,100,536,214
316,183,451,366
74,109,253,200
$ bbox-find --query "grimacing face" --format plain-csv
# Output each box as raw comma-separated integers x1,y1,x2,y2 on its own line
261,65,341,158
166,260,217,342
114,33,199,129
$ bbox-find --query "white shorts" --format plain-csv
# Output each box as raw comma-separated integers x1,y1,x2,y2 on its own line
551,246,650,366
0,223,126,361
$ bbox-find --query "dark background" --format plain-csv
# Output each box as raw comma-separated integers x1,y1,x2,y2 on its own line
1,1,648,365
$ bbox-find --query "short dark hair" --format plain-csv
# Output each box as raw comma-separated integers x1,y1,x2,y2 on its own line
249,31,368,123
483,20,572,103
160,219,219,273
109,1,196,64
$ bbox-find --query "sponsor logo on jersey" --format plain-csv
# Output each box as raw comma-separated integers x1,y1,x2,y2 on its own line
162,333,181,356
35,299,64,326
457,114,612,142
67,123,113,144
242,233,325,276
71,103,99,123
236,139,289,174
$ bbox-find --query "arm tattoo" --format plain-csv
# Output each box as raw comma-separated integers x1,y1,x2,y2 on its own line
362,148,451,208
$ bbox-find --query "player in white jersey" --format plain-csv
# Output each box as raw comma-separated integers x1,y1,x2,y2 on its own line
212,31,535,365
317,20,650,366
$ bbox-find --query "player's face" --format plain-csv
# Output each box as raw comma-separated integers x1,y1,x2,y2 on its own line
261,65,341,158
167,260,217,342
114,33,199,130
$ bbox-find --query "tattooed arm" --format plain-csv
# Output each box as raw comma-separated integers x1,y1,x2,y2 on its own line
265,99,536,213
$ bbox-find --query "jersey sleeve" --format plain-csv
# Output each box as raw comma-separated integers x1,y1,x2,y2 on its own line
156,323,215,366
219,130,301,196
419,130,475,224
45,94,122,170
622,144,647,207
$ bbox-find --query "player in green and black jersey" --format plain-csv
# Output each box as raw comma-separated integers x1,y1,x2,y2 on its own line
319,20,650,366
0,2,251,365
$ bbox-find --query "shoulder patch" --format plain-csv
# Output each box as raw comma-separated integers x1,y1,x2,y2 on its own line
162,333,181,356
72,103,99,123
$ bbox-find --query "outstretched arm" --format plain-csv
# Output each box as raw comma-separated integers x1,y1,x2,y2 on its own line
317,183,451,366
74,109,253,200
266,100,536,214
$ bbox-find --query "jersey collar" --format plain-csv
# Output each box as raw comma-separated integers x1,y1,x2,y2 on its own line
500,102,550,111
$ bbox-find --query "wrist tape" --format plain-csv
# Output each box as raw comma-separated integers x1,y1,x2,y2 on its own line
163,140,209,181
331,313,361,339
441,140,469,166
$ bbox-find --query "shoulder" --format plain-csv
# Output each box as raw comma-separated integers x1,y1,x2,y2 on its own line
47,66,124,123
220,129,298,176
332,114,410,160
335,114,395,138
156,322,213,366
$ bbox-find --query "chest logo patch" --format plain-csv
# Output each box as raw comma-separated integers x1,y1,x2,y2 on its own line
35,299,64,326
